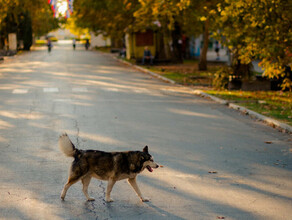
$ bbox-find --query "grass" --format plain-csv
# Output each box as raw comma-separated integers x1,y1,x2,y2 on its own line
144,59,222,86
94,46,111,53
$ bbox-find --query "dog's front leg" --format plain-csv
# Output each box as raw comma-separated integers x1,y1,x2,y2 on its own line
128,177,149,202
105,179,116,202
82,175,95,201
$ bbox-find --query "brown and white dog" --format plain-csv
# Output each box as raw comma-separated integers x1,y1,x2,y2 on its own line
59,133,159,202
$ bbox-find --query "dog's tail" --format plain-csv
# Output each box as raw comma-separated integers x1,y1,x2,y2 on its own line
58,133,76,157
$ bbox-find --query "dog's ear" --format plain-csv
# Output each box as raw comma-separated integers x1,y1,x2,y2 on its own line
143,146,148,153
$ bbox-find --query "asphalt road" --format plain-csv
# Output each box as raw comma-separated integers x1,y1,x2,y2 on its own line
0,42,291,220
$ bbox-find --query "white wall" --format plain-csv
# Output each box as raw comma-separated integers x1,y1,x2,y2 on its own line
8,33,17,51
90,33,111,47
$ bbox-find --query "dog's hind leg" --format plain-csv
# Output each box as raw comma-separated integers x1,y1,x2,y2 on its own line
105,179,116,203
61,170,83,200
82,175,95,201
128,177,149,202
61,177,79,200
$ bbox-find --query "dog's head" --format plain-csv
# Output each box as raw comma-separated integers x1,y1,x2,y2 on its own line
140,146,159,172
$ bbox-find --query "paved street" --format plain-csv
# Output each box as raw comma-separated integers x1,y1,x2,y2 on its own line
0,42,291,220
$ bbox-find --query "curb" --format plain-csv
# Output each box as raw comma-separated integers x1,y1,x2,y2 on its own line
114,57,292,134
228,103,292,133
192,91,292,134
193,90,229,105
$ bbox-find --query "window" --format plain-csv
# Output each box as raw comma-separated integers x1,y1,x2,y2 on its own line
136,30,153,46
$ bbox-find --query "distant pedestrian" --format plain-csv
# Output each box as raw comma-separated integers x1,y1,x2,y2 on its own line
47,39,52,53
73,39,76,50
142,46,153,65
85,39,90,50
119,45,126,58
215,41,220,60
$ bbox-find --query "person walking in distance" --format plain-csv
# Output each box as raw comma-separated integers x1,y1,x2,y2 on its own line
47,38,52,53
72,39,76,50
85,39,90,50
215,41,220,60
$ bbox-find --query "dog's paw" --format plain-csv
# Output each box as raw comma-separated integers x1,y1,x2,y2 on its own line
87,198,95,201
105,197,114,203
141,198,150,202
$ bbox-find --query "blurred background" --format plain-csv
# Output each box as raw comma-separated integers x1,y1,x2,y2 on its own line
0,0,291,92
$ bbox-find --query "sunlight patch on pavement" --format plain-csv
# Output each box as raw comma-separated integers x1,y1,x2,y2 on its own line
168,108,219,119
103,87,120,92
43,88,59,93
0,136,8,142
0,111,43,120
12,89,28,94
72,87,88,92
53,99,72,102
160,87,194,95
132,88,150,94
67,131,126,147
0,119,14,129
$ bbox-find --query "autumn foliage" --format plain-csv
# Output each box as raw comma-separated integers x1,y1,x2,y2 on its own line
1,0,291,89
72,0,291,89
0,0,58,50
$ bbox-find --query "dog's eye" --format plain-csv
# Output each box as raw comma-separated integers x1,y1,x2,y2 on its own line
150,159,154,162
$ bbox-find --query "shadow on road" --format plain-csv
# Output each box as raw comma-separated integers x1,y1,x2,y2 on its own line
0,45,291,219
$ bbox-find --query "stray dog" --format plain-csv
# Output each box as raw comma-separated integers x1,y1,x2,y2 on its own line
59,133,159,202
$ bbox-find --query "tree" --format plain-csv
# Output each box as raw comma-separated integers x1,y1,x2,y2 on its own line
73,0,191,59
73,0,140,47
19,11,33,50
30,1,59,37
134,0,221,67
0,0,58,50
65,17,90,39
133,0,190,61
217,0,292,90
185,0,222,70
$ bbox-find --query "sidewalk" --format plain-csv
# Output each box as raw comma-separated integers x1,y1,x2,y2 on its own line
207,49,264,73
206,49,229,63
115,56,292,134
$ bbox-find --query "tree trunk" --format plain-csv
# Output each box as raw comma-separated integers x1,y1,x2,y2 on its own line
232,49,252,79
155,31,166,60
198,18,209,70
22,12,33,50
163,29,172,60
171,22,183,63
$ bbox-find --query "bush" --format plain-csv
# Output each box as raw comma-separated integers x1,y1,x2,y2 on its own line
35,40,47,45
50,37,58,42
212,67,233,89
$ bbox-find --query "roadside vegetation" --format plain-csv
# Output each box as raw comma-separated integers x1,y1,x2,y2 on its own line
134,60,292,126
74,0,291,90
206,90,292,126
145,60,221,87
0,0,59,50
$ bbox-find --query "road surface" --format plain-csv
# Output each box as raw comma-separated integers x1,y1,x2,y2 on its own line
0,42,291,220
